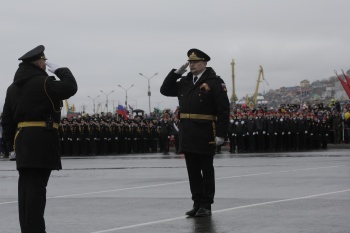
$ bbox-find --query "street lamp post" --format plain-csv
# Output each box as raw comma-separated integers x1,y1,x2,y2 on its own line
117,84,134,110
87,95,100,114
100,90,114,113
139,72,158,115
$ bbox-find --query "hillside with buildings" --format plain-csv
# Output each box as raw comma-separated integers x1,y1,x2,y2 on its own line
256,74,349,109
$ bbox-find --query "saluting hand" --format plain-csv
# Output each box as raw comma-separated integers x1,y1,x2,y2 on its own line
174,62,189,75
46,61,61,74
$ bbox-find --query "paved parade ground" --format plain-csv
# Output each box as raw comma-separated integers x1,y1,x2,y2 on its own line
1,148,350,233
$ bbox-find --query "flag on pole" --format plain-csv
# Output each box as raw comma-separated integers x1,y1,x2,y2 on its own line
335,71,350,98
117,101,125,115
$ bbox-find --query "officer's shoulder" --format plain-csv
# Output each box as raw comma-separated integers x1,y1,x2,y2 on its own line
208,75,225,83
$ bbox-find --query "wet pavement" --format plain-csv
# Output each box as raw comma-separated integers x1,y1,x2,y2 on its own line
1,148,350,233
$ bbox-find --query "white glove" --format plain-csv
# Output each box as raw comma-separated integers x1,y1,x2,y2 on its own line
215,136,224,146
275,133,277,135
9,151,16,160
280,118,283,122
46,61,61,74
241,121,245,124
247,132,249,135
115,137,118,140
253,132,255,135
174,62,189,75
282,132,284,135
326,134,328,136
288,132,291,135
305,131,308,134
235,122,239,125
263,131,266,134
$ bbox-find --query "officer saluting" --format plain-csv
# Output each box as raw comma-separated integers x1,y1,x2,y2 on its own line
1,45,78,232
160,49,230,217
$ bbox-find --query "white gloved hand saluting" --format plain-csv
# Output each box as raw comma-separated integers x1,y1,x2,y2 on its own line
46,61,61,74
174,62,189,75
215,136,224,146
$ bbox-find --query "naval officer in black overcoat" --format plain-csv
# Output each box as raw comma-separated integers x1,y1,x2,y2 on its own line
1,45,78,233
160,49,230,217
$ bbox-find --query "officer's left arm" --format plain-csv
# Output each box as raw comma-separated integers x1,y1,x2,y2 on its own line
212,79,230,137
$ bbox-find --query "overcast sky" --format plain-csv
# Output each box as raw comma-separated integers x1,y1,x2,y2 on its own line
1,0,349,115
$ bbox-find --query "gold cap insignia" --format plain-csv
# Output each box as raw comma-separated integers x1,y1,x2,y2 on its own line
188,52,205,61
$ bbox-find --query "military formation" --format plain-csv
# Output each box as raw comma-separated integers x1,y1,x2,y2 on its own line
58,113,178,156
56,102,350,157
226,101,350,153
228,109,333,153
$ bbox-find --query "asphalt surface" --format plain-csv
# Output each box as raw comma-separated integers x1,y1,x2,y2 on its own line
1,148,350,233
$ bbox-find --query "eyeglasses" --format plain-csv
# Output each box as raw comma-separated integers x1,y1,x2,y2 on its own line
41,56,47,61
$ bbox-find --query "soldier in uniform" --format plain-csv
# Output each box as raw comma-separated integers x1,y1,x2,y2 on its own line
1,45,77,233
255,110,266,152
266,112,277,152
90,118,100,155
297,113,307,151
110,119,119,154
228,115,236,153
160,114,172,155
320,116,330,149
312,115,321,149
149,120,158,153
80,118,91,156
99,119,110,155
61,118,72,156
160,48,230,217
246,111,256,152
306,113,314,150
71,118,81,156
235,114,246,153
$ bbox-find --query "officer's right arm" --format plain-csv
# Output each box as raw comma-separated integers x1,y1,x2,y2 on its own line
160,69,181,97
46,68,78,100
1,96,16,152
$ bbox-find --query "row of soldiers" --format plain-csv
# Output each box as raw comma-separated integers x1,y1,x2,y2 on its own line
228,110,332,153
59,108,336,156
58,116,179,156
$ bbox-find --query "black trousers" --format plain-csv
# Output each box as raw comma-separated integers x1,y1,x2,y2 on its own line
184,153,215,209
18,168,51,233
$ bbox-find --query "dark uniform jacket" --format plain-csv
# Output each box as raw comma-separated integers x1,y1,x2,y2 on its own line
1,62,77,170
160,67,230,155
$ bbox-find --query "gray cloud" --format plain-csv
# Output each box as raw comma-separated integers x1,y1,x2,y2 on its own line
1,0,349,114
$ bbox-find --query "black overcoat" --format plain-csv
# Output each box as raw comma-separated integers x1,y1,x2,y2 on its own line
160,67,230,155
1,62,77,170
